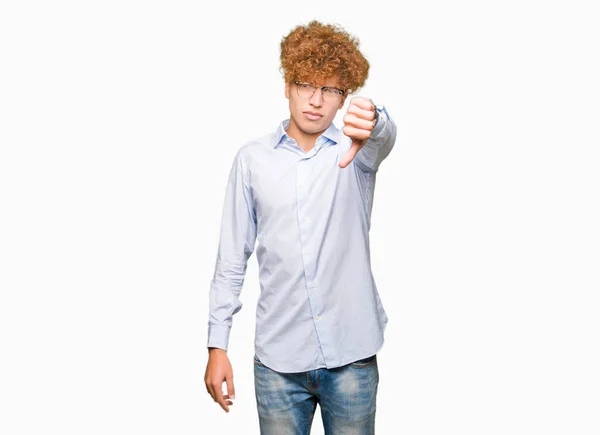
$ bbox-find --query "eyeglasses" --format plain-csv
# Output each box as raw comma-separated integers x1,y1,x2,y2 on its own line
294,80,345,103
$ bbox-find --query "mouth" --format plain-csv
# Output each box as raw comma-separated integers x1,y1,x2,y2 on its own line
303,111,323,121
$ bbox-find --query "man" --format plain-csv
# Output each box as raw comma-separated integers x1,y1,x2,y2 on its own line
204,20,397,434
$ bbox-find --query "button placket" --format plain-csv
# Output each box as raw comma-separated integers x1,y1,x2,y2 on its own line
297,160,311,260
295,155,326,358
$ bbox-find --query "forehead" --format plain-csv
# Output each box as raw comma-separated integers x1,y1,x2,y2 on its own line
320,77,342,88
300,75,342,88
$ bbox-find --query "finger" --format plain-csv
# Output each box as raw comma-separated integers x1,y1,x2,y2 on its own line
350,96,375,111
223,394,234,406
343,125,371,141
343,113,375,131
215,390,230,413
206,380,215,401
210,381,230,412
339,139,363,168
347,104,375,121
226,374,235,401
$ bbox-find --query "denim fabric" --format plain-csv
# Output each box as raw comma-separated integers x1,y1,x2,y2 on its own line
253,353,379,434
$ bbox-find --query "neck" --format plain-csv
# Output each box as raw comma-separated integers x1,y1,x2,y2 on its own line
286,116,326,153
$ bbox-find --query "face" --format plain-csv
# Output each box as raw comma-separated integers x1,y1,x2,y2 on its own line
284,76,347,139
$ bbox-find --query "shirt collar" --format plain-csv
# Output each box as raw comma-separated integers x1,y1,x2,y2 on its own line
271,119,342,149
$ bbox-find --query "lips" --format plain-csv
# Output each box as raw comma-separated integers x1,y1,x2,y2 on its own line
304,111,322,121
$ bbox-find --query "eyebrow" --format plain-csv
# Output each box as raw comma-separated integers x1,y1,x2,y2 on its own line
305,82,343,89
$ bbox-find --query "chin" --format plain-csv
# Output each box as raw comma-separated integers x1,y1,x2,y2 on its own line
302,118,327,132
302,125,324,135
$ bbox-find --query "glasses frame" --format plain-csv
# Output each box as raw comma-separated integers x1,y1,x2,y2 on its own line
293,80,346,103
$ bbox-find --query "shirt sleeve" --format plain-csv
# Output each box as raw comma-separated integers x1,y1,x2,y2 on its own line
354,105,397,173
207,148,257,351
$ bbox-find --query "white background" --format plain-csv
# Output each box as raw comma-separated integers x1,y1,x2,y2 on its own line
1,0,599,434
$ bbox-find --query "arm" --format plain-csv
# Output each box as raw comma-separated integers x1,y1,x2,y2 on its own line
207,148,257,352
353,105,397,173
204,148,256,413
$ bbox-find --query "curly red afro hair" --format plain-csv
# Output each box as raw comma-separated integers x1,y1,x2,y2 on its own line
279,20,370,94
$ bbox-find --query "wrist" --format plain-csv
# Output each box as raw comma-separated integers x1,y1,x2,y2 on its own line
370,99,380,127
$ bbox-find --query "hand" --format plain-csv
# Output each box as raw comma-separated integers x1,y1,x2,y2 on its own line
204,348,235,413
339,96,377,168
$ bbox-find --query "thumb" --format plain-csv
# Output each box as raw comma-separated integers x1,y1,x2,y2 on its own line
226,373,235,400
339,138,363,168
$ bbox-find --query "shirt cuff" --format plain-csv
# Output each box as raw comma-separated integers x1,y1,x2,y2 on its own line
207,324,231,351
371,105,387,137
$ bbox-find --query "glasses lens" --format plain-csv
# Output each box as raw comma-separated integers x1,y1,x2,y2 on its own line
296,82,343,103
322,88,342,103
296,82,316,99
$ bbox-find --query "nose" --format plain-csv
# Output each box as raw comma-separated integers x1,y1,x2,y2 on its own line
309,88,323,107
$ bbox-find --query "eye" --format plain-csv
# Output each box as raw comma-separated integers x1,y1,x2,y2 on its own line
323,87,342,95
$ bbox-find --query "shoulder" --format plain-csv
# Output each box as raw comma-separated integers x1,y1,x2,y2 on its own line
232,133,272,171
240,131,272,151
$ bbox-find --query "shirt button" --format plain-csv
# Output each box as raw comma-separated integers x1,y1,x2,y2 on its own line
316,315,321,321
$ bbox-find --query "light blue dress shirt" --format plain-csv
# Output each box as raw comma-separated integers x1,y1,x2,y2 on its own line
207,106,397,373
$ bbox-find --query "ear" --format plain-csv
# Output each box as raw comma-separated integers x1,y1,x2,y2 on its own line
285,82,290,100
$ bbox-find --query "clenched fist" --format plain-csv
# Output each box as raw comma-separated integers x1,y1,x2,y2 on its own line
339,96,377,168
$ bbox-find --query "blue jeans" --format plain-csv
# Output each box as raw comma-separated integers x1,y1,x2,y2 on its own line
253,354,379,435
